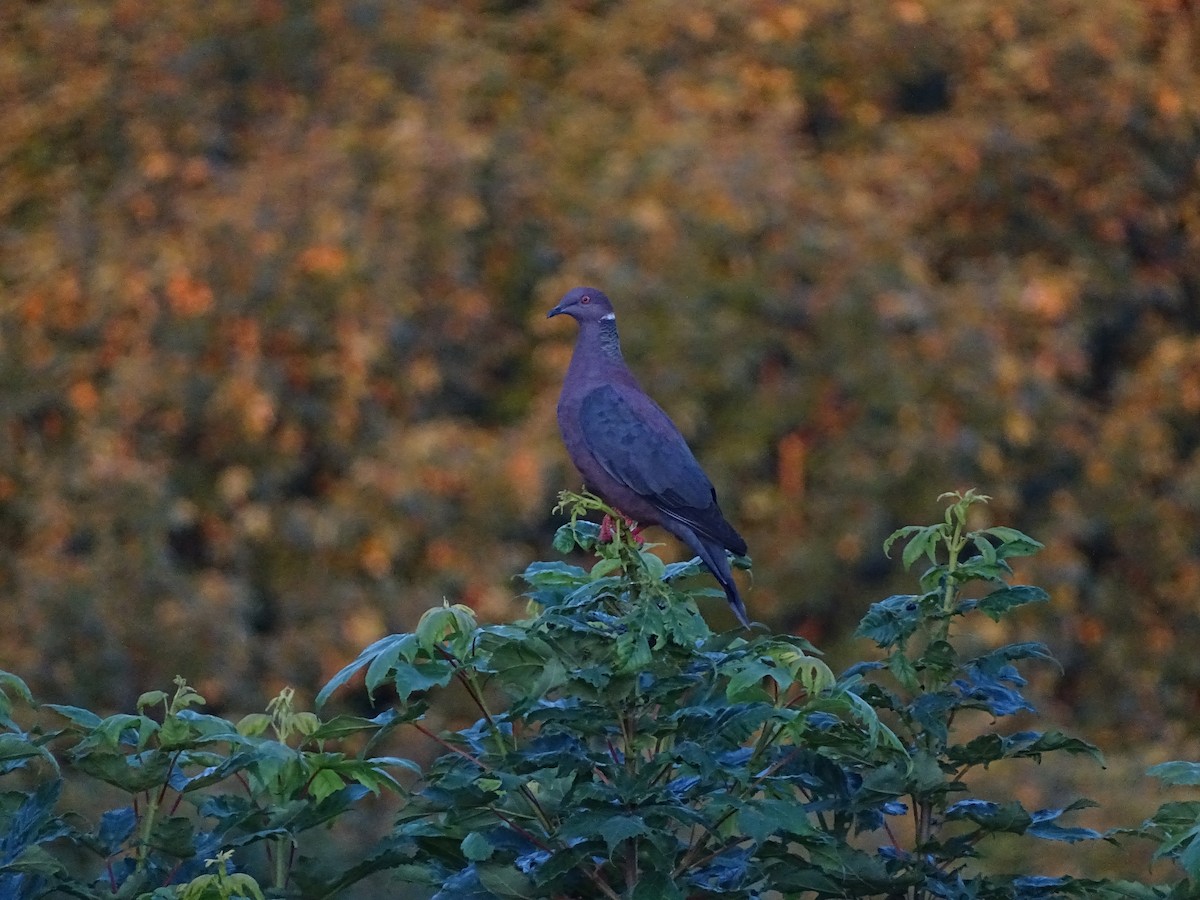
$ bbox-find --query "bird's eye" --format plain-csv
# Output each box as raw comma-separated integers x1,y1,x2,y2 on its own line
580,295,591,304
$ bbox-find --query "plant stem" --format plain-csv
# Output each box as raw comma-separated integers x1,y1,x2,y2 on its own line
273,834,290,890
134,788,160,876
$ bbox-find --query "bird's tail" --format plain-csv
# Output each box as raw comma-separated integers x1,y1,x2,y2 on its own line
678,529,751,629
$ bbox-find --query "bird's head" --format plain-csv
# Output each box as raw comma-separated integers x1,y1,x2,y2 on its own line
546,287,615,324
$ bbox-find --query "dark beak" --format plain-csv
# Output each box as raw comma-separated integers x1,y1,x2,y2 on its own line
546,304,564,318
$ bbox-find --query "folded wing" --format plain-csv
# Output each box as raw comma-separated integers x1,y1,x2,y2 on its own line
579,384,747,556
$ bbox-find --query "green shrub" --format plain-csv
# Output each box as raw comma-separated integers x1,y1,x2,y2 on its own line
1,490,1193,897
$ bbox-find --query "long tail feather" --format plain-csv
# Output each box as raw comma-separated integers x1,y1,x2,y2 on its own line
675,527,751,629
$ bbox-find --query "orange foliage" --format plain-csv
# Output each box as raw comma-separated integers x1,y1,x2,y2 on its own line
0,4,1197,786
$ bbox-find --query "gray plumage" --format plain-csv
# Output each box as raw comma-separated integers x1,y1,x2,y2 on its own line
547,286,750,627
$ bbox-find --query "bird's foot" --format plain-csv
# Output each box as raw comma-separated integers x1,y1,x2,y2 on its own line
625,517,645,544
599,514,644,545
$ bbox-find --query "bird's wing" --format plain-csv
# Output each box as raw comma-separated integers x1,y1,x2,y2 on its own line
580,384,735,541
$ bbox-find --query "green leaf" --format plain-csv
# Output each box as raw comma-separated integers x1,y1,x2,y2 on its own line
886,650,919,692
975,585,1050,621
308,767,346,802
983,526,1044,559
552,523,577,553
919,640,957,679
1014,730,1104,765
1180,832,1200,880
521,560,589,585
1027,806,1102,843
725,658,776,701
374,657,453,703
901,525,943,570
631,870,684,900
637,550,666,580
590,557,623,580
945,799,1033,834
738,798,816,844
73,749,174,793
475,861,535,897
136,690,168,710
148,814,196,857
1149,761,1200,786
417,604,478,651
43,704,104,729
953,557,1013,583
461,830,495,861
0,670,35,706
0,732,56,771
316,632,418,707
2,844,70,880
854,594,924,647
558,812,649,854
238,713,272,737
971,534,998,566
883,525,922,559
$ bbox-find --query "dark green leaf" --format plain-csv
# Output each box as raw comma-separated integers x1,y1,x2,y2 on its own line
945,799,1033,834
461,831,495,861
148,815,196,857
1027,806,1102,843
975,585,1050,621
854,594,924,647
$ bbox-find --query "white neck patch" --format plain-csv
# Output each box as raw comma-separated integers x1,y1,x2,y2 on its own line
601,313,616,321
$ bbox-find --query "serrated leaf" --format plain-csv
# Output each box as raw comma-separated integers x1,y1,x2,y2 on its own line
725,659,776,701
983,526,1044,559
316,632,418,708
945,799,1032,834
976,585,1049,621
854,594,924,647
902,525,942,570
308,709,398,742
886,650,919,692
738,798,816,844
1028,807,1102,843
1017,730,1105,764
308,768,346,802
883,525,923,558
558,812,649,854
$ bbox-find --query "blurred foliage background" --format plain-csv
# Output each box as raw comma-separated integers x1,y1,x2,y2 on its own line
1,0,1199,844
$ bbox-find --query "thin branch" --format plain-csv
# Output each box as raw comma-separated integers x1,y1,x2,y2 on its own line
412,722,493,772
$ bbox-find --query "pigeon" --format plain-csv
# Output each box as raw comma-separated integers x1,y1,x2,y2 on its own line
547,286,751,627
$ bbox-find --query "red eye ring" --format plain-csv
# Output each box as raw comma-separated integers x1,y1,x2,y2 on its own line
580,295,591,304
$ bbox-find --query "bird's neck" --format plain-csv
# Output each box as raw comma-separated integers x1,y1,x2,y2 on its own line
597,315,622,361
569,315,634,381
